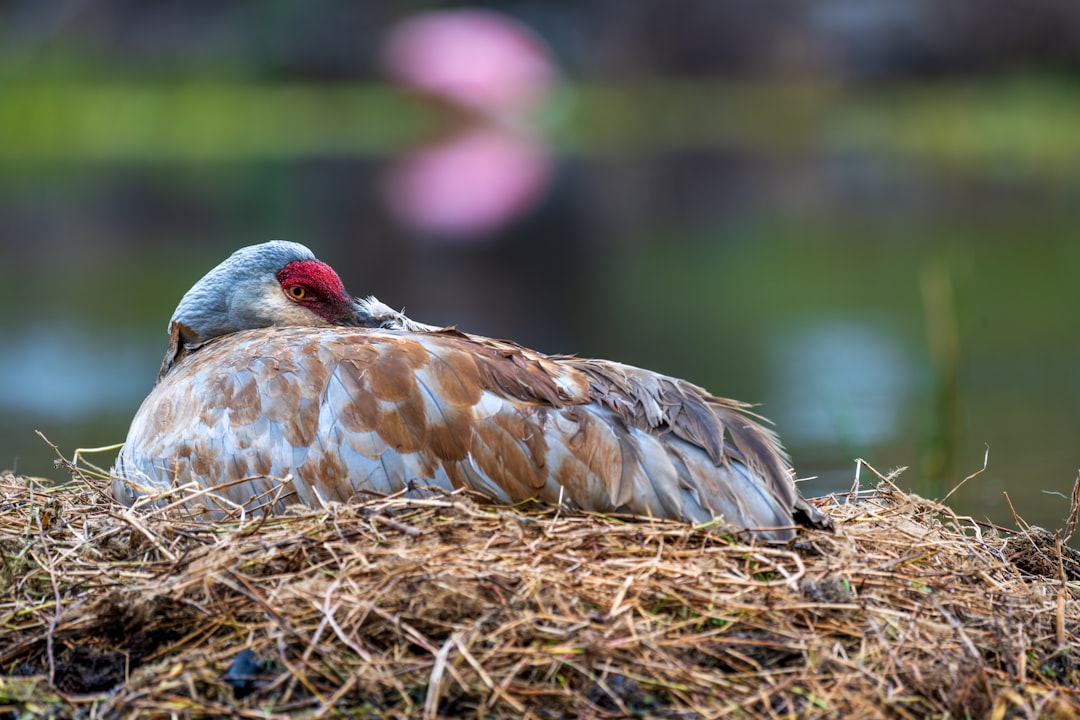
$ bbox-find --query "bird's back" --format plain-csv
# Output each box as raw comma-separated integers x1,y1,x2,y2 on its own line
113,325,820,539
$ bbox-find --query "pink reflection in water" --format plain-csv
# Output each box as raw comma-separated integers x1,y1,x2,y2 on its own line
380,9,557,240
382,128,552,238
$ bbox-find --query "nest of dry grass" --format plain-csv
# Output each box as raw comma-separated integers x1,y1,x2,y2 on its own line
2,458,1079,719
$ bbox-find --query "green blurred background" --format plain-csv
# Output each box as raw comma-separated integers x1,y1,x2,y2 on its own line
2,1,1079,535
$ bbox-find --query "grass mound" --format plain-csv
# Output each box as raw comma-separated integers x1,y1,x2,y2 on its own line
1,462,1078,718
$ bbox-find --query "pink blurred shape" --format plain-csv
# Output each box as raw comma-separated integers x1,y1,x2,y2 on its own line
381,8,556,117
380,9,558,239
382,126,552,238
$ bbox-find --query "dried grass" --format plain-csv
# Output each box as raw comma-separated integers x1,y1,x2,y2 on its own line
1,458,1079,719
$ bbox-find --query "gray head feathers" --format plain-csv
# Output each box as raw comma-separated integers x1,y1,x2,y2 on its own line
159,240,435,382
171,241,318,344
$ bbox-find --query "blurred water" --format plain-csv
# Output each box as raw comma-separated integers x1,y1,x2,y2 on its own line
2,153,1079,541
0,323,158,418
769,318,915,449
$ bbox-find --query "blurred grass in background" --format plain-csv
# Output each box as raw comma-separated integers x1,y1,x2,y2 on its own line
3,79,1080,172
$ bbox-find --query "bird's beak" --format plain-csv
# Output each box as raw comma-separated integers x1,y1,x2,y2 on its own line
348,296,386,328
347,296,440,332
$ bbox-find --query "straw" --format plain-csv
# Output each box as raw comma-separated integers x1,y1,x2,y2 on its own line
1,466,1077,718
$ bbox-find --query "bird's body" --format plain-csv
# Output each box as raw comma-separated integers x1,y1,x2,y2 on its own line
111,242,827,540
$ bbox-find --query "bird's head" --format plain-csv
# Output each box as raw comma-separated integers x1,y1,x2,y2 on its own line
159,241,362,379
158,240,438,380
170,240,357,346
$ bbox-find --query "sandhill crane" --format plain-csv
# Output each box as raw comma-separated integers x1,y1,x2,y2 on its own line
111,241,828,540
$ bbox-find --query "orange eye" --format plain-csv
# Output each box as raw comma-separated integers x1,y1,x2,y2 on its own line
286,284,308,300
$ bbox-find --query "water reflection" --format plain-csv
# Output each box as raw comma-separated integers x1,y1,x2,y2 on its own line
381,126,553,239
0,323,158,419
769,318,915,447
380,9,557,239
